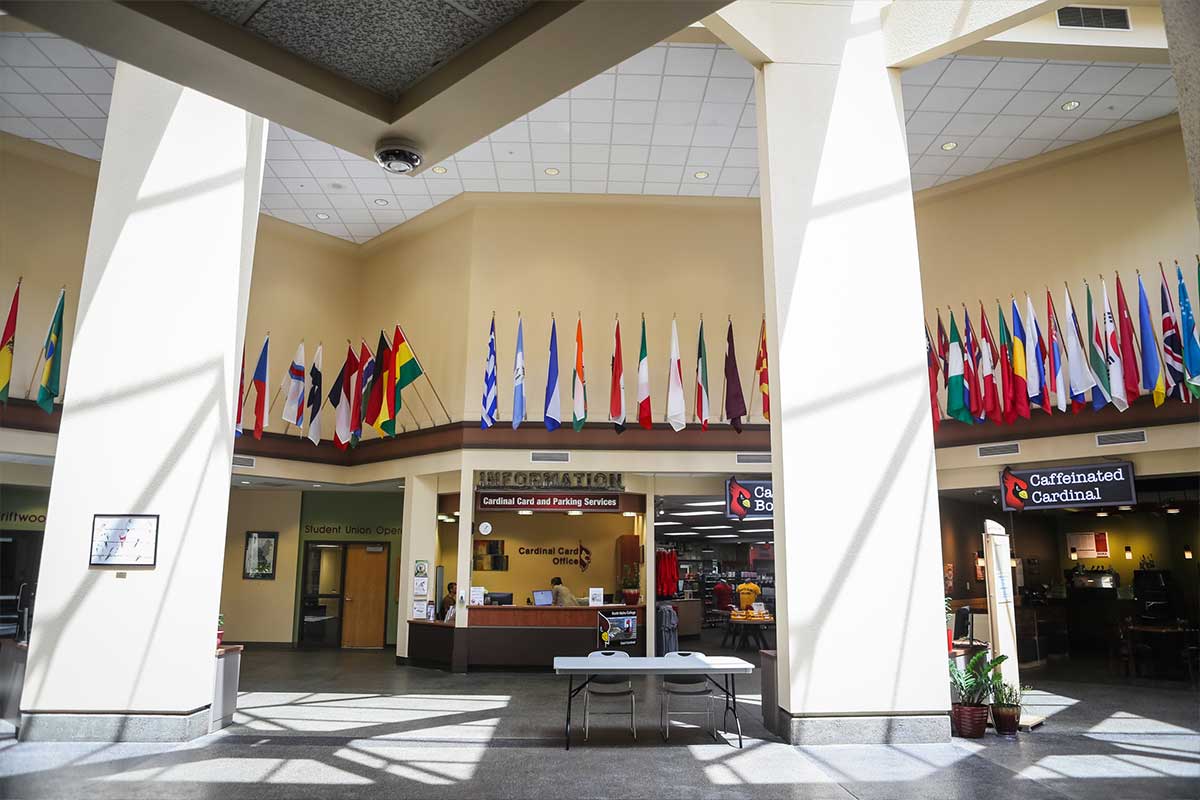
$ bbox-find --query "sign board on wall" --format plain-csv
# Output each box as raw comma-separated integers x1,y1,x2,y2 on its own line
477,471,625,491
1000,462,1135,511
726,477,773,521
474,491,643,513
89,515,158,566
1067,532,1110,559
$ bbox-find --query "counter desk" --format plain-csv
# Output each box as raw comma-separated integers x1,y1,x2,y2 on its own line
405,605,646,672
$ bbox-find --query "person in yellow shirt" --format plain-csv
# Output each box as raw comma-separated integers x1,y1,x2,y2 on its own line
736,581,761,610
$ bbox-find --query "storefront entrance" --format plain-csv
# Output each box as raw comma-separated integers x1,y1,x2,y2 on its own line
299,541,391,649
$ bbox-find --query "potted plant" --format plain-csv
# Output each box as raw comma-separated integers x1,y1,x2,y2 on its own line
217,612,225,649
991,678,1026,736
948,651,1006,738
620,564,640,606
945,597,954,652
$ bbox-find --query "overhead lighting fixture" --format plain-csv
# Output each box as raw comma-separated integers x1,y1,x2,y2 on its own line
1070,547,1078,561
701,547,715,553
707,534,738,539
685,501,726,507
1185,546,1194,560
673,510,722,517
975,550,985,568
693,170,709,180
756,541,768,545
544,167,560,176
1096,511,1109,517
239,480,250,485
940,141,958,151
567,510,583,516
431,165,448,174
1061,100,1080,111
314,212,330,220
1166,507,1181,514
517,510,533,516
622,511,637,517
740,528,772,533
312,483,322,487
694,525,732,530
664,532,697,537
654,521,682,526
453,511,461,516
1118,505,1133,511
373,198,389,206
1124,545,1133,560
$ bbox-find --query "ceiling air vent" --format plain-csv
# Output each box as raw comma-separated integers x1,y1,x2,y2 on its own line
736,452,771,465
978,442,1020,458
1096,430,1146,447
1057,6,1131,30
530,451,570,464
232,455,256,468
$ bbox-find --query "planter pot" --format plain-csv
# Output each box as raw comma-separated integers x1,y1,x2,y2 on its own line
991,704,1021,736
217,628,225,648
947,628,953,652
621,589,640,606
951,703,989,738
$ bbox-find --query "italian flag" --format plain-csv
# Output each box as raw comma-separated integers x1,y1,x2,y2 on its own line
572,317,586,431
636,318,652,429
946,313,973,423
695,319,710,430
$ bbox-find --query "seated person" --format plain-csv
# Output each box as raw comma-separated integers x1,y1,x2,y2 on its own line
550,576,586,606
441,582,457,621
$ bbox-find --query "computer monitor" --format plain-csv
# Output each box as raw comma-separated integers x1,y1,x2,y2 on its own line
486,592,513,606
532,589,553,607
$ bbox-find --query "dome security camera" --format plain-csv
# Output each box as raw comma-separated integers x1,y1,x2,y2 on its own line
374,138,422,174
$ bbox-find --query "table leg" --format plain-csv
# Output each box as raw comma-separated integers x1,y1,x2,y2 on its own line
565,675,573,751
709,674,744,749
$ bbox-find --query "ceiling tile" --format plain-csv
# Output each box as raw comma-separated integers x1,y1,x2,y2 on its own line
571,99,613,123
2,92,60,116
906,110,954,134
942,113,994,136
664,46,714,76
569,122,610,143
944,156,993,176
1123,95,1177,121
1043,92,1102,117
0,37,55,67
534,163,568,179
907,132,935,154
610,144,650,164
496,162,533,180
1083,93,1145,120
269,160,311,178
534,180,570,192
30,116,85,138
678,183,716,196
963,136,1013,158
1024,63,1087,92
918,87,972,113
328,193,366,208
611,123,652,145
0,116,45,138
931,135,973,153
717,166,756,184
389,176,433,194
338,208,376,222
617,46,666,75
614,100,656,124
261,193,298,210
1001,90,1058,116
910,173,940,191
723,148,758,168
454,141,492,161
572,180,606,193
911,154,955,175
86,93,110,113
306,160,349,177
643,181,680,195
937,59,995,88
901,58,950,87
462,178,500,192
607,181,644,194
455,162,497,179
979,115,1033,138
703,77,752,104
14,67,78,94
645,164,684,182
529,120,570,141
491,141,532,162
1058,117,1113,141
691,126,735,148
710,48,754,79
738,106,756,127
980,61,1041,90
1109,67,1172,96
570,73,615,99
293,195,331,210
528,98,569,122
731,127,756,147
1000,139,1049,159
688,146,728,166
260,177,287,194
1066,65,1132,95
29,38,101,68
608,163,646,182
571,163,607,180
1019,116,1073,139
651,125,694,146
901,84,930,108
655,100,700,125
352,177,394,193
615,74,660,101
713,184,751,197
532,142,570,161
1153,76,1177,98
571,143,609,163
960,89,1016,114
660,75,707,102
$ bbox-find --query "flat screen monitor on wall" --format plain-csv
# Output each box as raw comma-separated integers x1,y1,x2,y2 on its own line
533,589,553,606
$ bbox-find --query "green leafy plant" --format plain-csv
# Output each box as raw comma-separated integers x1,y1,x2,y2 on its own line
992,680,1029,708
218,613,225,629
948,651,1008,706
620,563,640,590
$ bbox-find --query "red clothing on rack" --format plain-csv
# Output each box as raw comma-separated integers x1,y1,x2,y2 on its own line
655,550,679,598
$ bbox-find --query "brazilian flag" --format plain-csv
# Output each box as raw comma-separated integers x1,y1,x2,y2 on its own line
36,290,64,414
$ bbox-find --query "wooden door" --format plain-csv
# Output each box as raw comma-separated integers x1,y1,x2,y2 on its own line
341,544,388,648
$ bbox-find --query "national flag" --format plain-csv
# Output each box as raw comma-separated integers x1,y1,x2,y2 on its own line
996,303,1016,424
1115,273,1142,404
392,324,424,416
608,318,624,433
724,319,748,433
1177,263,1200,398
1102,278,1129,411
306,344,323,445
279,342,305,428
1086,282,1112,410
481,316,498,429
1045,290,1066,413
695,319,710,431
250,333,269,438
665,318,686,431
945,312,973,424
754,318,770,421
636,317,652,429
961,306,982,420
925,323,941,431
936,310,949,386
235,346,245,436
329,344,356,450
571,317,586,431
351,340,373,445
545,317,562,431
365,331,393,436
34,289,65,415
513,317,527,430
1009,299,1030,419
1063,285,1095,413
977,303,1001,424
0,280,18,404
1137,273,1166,407
1025,294,1049,413
1160,264,1189,402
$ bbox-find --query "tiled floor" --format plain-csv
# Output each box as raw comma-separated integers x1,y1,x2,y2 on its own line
1,643,1197,799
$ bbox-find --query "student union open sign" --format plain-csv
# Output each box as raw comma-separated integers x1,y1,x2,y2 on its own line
1000,462,1136,511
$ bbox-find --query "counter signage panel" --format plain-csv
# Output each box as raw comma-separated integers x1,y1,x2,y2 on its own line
1000,462,1135,511
475,491,625,512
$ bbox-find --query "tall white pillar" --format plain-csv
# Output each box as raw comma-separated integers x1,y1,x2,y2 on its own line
396,473,438,659
454,465,476,629
751,0,949,743
20,63,266,741
642,477,656,657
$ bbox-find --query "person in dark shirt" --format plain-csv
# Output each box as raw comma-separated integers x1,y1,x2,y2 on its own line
441,582,457,620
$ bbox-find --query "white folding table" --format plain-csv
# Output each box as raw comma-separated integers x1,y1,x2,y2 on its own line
553,655,755,749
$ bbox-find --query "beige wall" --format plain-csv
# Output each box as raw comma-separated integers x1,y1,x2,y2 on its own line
219,489,302,643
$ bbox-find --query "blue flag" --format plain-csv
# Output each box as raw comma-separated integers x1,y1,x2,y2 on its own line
512,317,526,430
481,317,497,428
544,318,562,431
1178,265,1200,399
1137,274,1165,406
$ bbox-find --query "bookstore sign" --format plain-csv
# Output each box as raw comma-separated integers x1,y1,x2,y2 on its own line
1001,462,1136,511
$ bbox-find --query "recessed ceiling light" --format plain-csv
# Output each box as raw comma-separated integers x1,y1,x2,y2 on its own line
706,534,737,539
1118,505,1133,511
567,509,583,516
544,167,560,176
1096,511,1108,517
312,483,322,487
940,141,958,151
694,525,732,530
756,541,768,545
694,171,709,180
740,528,773,533
454,511,461,516
664,532,697,537
685,501,725,507
1061,100,1080,111
314,212,330,220
518,510,533,516
654,521,682,526
622,511,637,517
373,198,389,206
239,480,250,485
431,165,448,174
1166,507,1181,514
673,510,721,517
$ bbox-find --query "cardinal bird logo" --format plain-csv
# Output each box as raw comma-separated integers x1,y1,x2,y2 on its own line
728,478,752,519
578,541,592,573
1002,467,1029,511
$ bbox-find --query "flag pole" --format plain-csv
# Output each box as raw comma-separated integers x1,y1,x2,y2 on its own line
396,321,453,424
720,315,729,422
664,312,674,423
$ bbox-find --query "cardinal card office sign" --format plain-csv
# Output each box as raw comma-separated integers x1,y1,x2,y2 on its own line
1001,463,1135,511
726,477,773,521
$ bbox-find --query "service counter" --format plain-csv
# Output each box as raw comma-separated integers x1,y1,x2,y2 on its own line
405,605,646,672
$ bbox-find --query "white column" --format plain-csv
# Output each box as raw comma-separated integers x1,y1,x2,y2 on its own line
20,62,266,742
396,473,438,659
752,1,949,743
642,477,656,657
454,465,475,628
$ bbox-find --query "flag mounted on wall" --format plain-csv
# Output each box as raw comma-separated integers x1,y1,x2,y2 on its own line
329,344,357,450
513,316,526,430
695,318,710,431
366,330,393,436
666,317,686,432
351,339,373,445
235,345,245,436
280,341,305,428
481,315,498,429
636,316,652,430
1160,264,1188,402
250,333,269,439
924,322,940,432
1177,262,1200,398
306,344,323,446
572,316,587,431
754,318,770,421
1137,273,1165,407
0,278,19,405
609,317,624,433
724,319,747,433
545,317,561,431
1101,278,1129,412
35,288,65,415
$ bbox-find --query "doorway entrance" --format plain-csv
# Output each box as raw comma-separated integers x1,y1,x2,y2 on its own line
299,541,390,649
0,531,42,641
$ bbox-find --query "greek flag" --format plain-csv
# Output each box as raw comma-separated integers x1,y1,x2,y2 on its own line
481,317,498,428
512,317,526,429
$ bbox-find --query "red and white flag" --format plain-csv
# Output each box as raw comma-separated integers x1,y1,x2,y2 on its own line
636,317,652,429
609,318,625,433
977,302,1001,424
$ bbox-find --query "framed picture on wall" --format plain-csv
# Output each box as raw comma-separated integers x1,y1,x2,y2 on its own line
243,531,278,580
